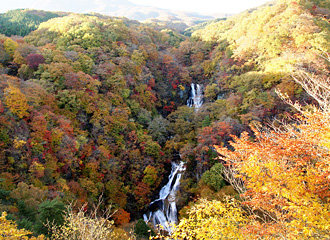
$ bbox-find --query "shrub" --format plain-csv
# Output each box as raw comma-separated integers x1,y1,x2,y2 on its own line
201,163,225,191
134,219,155,239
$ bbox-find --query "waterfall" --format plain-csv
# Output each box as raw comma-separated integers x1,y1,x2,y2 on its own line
143,161,185,234
187,83,203,110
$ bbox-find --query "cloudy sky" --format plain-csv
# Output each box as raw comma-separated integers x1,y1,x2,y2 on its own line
0,0,270,14
129,0,271,14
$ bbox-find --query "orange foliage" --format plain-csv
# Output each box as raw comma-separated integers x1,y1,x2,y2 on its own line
216,110,330,239
134,182,151,209
113,208,130,226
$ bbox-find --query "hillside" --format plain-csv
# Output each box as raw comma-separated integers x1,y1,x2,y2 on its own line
0,13,194,236
108,6,216,26
0,0,329,239
1,0,220,34
0,9,66,37
0,8,218,38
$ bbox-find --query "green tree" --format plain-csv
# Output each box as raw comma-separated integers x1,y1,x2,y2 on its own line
201,163,226,191
3,38,18,56
35,199,65,235
135,219,155,239
148,116,170,145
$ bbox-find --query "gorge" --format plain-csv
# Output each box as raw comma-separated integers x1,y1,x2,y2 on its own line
0,1,328,238
144,84,204,233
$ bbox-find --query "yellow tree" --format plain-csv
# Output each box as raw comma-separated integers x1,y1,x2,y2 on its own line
3,38,19,56
169,199,248,240
48,201,128,240
4,83,29,118
0,212,44,240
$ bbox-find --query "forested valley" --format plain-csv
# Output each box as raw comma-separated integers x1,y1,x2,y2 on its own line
0,0,329,239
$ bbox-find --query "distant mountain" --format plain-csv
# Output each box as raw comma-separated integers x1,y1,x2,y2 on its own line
0,9,67,36
183,18,227,36
87,1,231,29
107,5,215,24
14,0,223,23
183,1,276,36
1,0,230,32
99,4,221,32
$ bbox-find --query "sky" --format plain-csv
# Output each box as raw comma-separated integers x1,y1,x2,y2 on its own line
129,0,271,14
0,0,271,15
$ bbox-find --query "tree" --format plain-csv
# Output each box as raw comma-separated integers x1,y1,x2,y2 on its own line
290,54,330,112
112,208,130,226
105,179,126,209
47,202,120,240
4,83,29,118
204,83,220,101
194,121,233,176
0,212,44,240
134,182,151,210
35,199,66,235
142,165,161,191
3,38,18,56
10,182,46,210
136,109,152,127
154,199,247,240
148,116,170,145
26,54,45,70
201,163,226,191
215,109,329,239
0,44,10,64
0,9,60,37
135,219,155,239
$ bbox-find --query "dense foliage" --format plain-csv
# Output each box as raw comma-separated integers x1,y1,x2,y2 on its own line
0,14,186,234
165,101,329,240
0,0,329,239
0,9,64,37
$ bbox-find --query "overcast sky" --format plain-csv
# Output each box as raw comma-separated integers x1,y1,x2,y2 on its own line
129,0,270,14
0,0,271,14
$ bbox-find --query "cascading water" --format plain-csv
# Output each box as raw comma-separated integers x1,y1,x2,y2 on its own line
143,85,203,233
143,161,185,234
187,83,203,110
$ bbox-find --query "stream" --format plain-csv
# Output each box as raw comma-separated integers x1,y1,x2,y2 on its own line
143,83,203,233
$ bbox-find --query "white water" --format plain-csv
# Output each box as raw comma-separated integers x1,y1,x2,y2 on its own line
144,161,185,234
143,84,203,233
187,83,203,110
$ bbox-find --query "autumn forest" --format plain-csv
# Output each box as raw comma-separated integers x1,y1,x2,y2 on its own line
0,0,329,239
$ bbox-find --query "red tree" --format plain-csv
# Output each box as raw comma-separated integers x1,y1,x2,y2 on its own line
26,53,45,70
